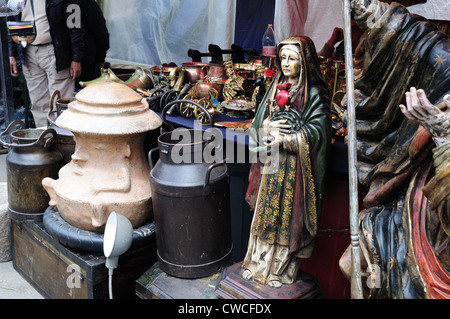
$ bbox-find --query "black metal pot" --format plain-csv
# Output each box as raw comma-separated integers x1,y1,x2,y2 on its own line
149,101,232,278
0,120,63,221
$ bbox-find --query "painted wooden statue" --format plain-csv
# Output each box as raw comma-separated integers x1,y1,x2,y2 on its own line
242,36,332,289
339,0,450,298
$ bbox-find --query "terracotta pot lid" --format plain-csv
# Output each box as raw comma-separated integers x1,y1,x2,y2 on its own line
55,80,162,135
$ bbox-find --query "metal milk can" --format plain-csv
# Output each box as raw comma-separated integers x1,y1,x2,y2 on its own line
0,120,62,221
149,101,232,278
47,90,76,166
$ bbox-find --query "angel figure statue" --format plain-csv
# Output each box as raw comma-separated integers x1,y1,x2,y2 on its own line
339,0,449,299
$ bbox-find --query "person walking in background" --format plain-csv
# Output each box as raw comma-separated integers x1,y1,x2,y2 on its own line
76,0,109,90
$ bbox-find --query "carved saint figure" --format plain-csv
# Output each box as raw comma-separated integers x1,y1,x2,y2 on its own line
242,36,331,288
339,0,450,298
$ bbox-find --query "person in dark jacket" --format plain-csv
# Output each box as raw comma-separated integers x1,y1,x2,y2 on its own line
76,0,109,90
9,0,84,127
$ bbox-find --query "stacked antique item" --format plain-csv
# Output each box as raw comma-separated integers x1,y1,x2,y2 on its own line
79,44,269,129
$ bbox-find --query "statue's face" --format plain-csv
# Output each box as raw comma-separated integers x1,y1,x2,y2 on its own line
280,47,301,79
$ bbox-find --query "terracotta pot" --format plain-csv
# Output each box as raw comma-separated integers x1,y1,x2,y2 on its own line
42,80,162,233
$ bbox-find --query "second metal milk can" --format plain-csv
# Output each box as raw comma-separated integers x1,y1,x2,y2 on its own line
149,101,232,279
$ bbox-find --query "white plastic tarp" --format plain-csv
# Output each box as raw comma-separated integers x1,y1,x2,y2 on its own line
101,0,449,66
273,0,344,54
279,0,449,52
407,0,450,21
273,0,308,44
102,0,236,66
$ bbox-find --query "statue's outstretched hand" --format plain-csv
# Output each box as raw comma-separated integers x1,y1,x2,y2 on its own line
400,87,450,147
351,0,370,15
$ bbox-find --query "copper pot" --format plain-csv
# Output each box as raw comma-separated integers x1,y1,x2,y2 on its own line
208,61,228,82
161,62,178,76
182,62,208,83
196,81,221,100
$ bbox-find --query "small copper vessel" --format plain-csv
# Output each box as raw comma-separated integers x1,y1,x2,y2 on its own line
182,62,208,83
195,81,221,100
208,61,228,82
42,80,162,233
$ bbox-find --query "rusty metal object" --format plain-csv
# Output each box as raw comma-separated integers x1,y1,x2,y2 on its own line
47,90,75,166
42,81,162,233
0,120,62,221
122,67,154,91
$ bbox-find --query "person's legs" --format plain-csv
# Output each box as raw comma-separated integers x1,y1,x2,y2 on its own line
44,45,74,110
22,45,50,128
22,44,75,128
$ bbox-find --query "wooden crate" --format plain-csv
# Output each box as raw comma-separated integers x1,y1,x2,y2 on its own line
11,219,157,299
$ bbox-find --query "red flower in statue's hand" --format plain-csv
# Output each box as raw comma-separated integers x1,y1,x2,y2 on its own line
276,82,292,109
266,69,276,78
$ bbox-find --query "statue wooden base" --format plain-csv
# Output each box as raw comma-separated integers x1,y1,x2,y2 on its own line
215,262,322,299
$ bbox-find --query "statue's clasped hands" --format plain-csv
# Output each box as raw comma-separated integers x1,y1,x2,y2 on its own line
262,119,292,148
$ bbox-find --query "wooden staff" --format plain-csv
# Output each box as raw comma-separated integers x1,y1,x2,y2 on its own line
342,0,363,299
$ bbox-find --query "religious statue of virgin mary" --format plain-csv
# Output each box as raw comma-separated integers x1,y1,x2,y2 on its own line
242,36,332,288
